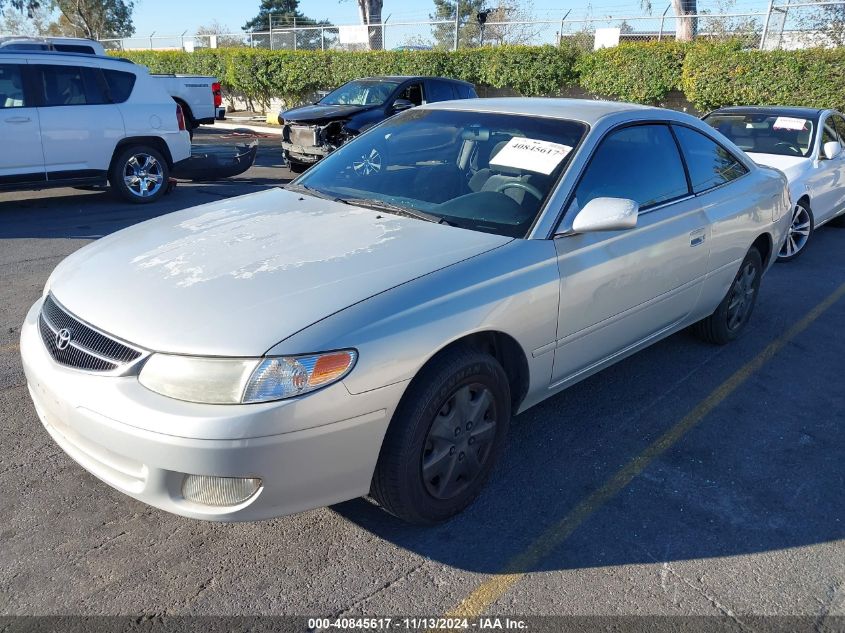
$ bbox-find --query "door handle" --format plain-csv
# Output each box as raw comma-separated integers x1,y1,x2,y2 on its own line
690,229,706,247
4,116,31,123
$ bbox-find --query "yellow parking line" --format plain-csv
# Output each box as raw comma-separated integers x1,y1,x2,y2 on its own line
446,280,845,619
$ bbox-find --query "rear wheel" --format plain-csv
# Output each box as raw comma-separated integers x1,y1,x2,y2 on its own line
372,347,511,524
109,145,169,204
777,200,813,262
693,247,762,345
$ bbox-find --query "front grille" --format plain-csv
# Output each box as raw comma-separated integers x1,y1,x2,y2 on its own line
39,295,142,372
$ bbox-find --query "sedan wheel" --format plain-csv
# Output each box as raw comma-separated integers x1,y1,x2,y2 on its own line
693,247,762,345
778,201,813,262
372,347,511,524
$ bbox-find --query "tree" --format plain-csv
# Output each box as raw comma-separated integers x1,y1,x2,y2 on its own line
196,20,244,47
641,0,697,41
430,0,484,49
1,0,61,34
243,0,331,50
481,0,544,46
54,0,134,38
0,0,40,16
356,0,383,50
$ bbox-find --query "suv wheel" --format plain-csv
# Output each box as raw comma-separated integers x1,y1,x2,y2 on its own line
110,146,169,203
372,347,511,524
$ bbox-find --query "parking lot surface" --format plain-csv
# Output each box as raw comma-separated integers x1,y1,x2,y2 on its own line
0,128,843,624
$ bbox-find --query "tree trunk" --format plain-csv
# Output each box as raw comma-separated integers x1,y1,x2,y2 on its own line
672,0,698,41
358,0,384,50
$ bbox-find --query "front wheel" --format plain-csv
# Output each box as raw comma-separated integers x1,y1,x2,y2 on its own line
109,145,169,203
777,200,813,262
693,247,762,345
371,347,511,524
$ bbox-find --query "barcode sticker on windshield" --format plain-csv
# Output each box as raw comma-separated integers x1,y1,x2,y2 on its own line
773,116,807,131
490,138,573,175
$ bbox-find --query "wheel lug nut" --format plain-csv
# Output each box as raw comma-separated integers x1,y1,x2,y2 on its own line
468,437,475,445
454,427,461,436
466,421,473,430
449,446,456,455
458,452,465,461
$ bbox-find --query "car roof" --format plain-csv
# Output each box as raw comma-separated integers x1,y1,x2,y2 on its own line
0,49,134,65
356,75,474,86
706,105,826,119
422,97,656,124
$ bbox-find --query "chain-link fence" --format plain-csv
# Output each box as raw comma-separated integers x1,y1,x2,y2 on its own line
98,1,845,52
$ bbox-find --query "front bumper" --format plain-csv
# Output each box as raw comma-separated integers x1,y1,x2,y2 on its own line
20,298,407,521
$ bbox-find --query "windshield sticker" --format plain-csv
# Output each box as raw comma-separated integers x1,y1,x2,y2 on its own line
489,138,573,175
772,116,808,131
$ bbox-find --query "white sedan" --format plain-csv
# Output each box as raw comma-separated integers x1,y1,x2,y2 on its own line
704,106,845,261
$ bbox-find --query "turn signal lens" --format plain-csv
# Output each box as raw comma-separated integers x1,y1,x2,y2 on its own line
242,350,357,403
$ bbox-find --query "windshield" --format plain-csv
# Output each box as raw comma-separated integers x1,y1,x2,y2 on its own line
319,80,400,106
704,112,816,157
295,109,587,238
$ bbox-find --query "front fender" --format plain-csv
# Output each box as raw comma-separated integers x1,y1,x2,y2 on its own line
266,239,561,400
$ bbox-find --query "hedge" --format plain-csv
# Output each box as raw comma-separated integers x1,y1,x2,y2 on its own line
114,42,845,113
114,46,580,110
576,41,687,104
681,43,845,112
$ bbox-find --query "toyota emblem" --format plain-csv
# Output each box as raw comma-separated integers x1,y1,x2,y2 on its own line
55,328,73,351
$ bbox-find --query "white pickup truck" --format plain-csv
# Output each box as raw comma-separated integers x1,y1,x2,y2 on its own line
0,36,221,132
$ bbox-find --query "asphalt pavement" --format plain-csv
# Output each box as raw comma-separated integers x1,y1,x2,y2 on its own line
0,127,843,628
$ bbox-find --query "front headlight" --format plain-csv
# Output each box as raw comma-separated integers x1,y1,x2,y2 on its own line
138,350,357,404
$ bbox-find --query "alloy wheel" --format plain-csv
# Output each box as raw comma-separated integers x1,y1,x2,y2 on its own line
123,153,164,198
780,203,811,259
421,382,497,500
726,261,758,331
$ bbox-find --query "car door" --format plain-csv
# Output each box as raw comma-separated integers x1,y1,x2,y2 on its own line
0,60,45,186
32,61,125,181
828,114,845,216
670,124,754,284
806,114,845,224
389,80,425,113
425,79,456,103
550,123,710,386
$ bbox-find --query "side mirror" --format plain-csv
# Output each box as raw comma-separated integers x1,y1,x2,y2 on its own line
823,140,843,160
571,197,639,233
391,98,415,113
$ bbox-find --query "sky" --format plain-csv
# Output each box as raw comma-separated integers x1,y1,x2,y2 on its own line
128,0,768,36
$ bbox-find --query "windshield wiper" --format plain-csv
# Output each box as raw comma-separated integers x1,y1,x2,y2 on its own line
284,183,346,203
341,197,444,224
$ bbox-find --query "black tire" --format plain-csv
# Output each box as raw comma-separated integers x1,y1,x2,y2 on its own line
777,200,813,262
693,247,763,345
109,145,170,204
371,347,511,525
287,160,308,174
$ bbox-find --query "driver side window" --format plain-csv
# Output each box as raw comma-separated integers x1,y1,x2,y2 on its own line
571,124,689,213
397,82,424,106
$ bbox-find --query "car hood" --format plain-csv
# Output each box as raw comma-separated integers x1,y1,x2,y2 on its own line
47,188,511,356
746,152,808,181
282,103,373,123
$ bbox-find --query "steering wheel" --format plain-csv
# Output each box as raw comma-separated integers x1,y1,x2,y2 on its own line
494,181,543,201
774,142,801,156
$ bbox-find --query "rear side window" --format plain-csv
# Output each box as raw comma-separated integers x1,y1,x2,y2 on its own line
0,64,27,109
53,44,97,54
102,69,136,103
573,124,689,211
672,125,747,193
456,84,476,99
37,65,106,106
427,80,455,102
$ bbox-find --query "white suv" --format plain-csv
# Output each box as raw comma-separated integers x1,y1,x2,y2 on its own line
0,50,190,203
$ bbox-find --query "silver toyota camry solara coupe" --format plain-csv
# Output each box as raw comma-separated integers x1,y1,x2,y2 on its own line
21,98,792,524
